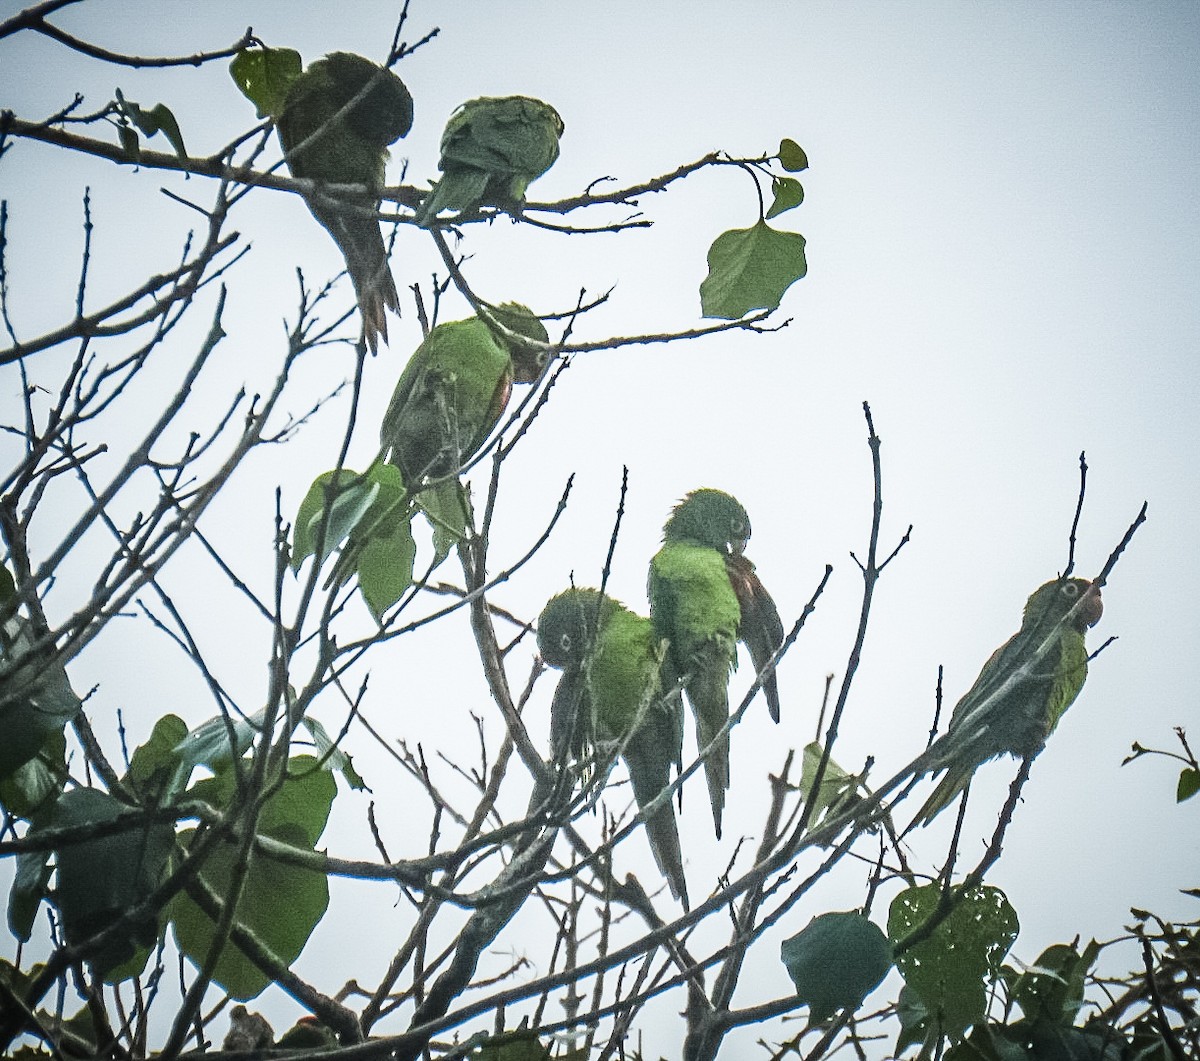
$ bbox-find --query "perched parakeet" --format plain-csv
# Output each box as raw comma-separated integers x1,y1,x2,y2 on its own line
538,588,688,906
222,1007,275,1053
278,52,414,353
379,303,548,485
648,489,785,839
910,577,1103,829
415,95,564,225
276,1017,338,1050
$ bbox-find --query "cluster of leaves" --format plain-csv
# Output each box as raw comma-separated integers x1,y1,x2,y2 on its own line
0,568,80,785
698,137,809,319
293,463,423,618
781,879,1190,1059
112,88,188,165
2,685,338,993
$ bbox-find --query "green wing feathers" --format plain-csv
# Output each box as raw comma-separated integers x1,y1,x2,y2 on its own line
1045,623,1091,735
379,318,511,483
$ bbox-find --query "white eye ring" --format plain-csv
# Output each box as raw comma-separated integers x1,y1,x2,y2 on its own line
1062,582,1080,598
559,633,572,651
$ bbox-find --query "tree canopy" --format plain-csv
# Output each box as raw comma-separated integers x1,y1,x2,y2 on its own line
0,4,1195,1060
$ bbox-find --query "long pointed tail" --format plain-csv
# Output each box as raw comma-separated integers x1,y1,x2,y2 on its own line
414,168,490,227
907,764,971,833
627,756,689,907
688,681,730,840
645,802,688,907
311,201,399,353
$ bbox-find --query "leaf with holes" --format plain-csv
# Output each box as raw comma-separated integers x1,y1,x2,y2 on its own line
889,884,1019,1039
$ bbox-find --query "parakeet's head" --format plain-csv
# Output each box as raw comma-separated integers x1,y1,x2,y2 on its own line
511,95,566,138
445,95,565,143
662,489,751,553
487,303,550,383
319,52,414,144
537,588,616,669
1022,577,1103,633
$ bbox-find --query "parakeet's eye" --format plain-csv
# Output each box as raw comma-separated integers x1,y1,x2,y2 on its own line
559,633,572,652
1062,582,1080,599
730,517,746,536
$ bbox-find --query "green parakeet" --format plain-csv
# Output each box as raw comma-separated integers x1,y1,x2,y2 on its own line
277,52,414,353
276,1017,338,1050
910,576,1103,829
379,303,548,485
415,95,564,225
648,489,785,839
538,588,688,906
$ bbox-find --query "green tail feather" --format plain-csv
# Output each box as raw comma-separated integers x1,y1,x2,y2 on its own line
910,764,972,830
688,678,730,839
645,801,688,907
415,168,491,226
308,200,398,353
626,754,688,906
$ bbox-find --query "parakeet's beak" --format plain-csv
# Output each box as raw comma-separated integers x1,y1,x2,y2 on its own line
1080,582,1103,627
510,345,545,384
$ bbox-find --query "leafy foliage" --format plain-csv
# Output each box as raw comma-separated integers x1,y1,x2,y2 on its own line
1010,941,1098,1026
766,176,805,219
229,46,303,118
40,788,175,978
700,219,808,319
778,137,810,171
113,89,189,163
169,757,334,1000
798,741,869,831
0,565,82,782
1125,728,1200,804
889,883,1019,1042
1179,767,1200,801
781,911,893,1023
293,468,383,571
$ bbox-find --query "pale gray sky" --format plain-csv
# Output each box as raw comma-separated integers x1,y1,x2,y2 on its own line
3,1,1197,1054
